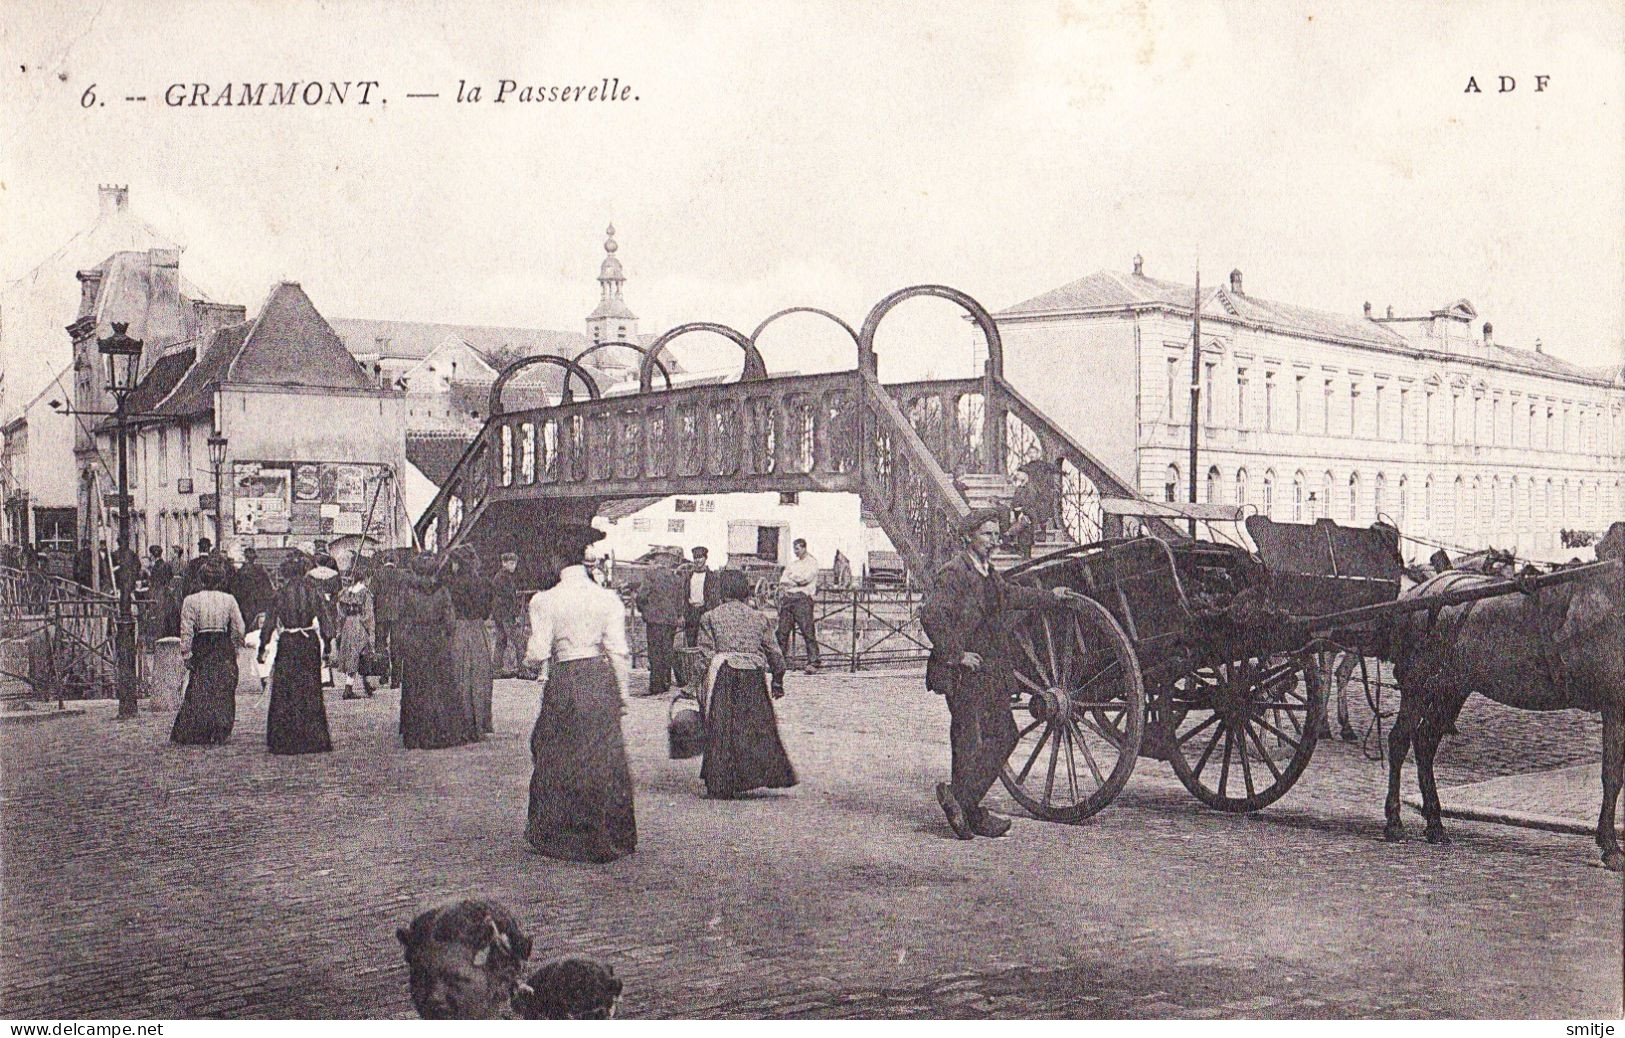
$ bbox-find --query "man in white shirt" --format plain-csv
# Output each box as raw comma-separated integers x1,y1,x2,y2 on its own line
776,538,821,674
682,546,719,648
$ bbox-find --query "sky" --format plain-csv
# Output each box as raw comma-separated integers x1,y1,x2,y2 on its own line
3,0,1622,404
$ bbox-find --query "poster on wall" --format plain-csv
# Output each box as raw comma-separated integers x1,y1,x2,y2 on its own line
232,460,395,541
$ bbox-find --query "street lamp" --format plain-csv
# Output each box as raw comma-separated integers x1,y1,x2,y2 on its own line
207,431,228,545
99,322,144,720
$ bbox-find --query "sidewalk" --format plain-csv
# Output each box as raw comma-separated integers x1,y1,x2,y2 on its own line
1406,764,1620,836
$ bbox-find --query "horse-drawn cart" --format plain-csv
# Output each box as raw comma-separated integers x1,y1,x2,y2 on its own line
992,516,1623,825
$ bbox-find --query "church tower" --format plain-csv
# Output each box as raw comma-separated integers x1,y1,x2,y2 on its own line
585,224,638,347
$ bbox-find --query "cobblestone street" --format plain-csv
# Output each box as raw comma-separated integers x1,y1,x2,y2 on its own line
1,670,1620,1019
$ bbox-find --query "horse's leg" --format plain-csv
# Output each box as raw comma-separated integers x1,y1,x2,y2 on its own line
1414,719,1451,845
1337,654,1359,742
1598,703,1623,872
1384,693,1420,841
1316,651,1335,738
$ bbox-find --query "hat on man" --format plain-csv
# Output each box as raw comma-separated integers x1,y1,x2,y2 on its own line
957,507,1007,537
551,523,607,558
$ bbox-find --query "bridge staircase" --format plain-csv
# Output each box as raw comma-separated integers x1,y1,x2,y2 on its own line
414,286,1175,581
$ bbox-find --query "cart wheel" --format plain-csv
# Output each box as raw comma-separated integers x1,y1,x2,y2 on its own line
998,595,1144,822
1161,651,1324,812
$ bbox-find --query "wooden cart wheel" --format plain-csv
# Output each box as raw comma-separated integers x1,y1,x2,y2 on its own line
1161,651,1324,812
998,595,1145,822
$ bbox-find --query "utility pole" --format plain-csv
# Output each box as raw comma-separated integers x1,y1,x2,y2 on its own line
1187,264,1202,539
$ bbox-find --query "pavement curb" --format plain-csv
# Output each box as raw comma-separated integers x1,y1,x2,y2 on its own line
1402,792,1622,837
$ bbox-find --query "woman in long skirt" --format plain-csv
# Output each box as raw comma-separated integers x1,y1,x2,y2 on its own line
697,569,797,798
444,545,495,735
397,552,473,749
171,559,246,745
333,572,376,700
260,554,334,755
525,527,636,863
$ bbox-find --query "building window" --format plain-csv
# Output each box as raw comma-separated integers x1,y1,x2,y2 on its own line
1203,363,1216,425
778,492,800,506
1399,388,1409,442
1163,464,1180,503
1424,388,1436,443
1235,468,1249,508
1454,476,1466,542
674,498,698,513
1492,396,1502,446
1323,379,1333,435
1450,393,1461,444
1167,357,1181,422
1294,375,1304,433
1373,384,1384,440
1261,470,1275,517
667,518,686,534
1292,471,1305,521
1321,472,1334,521
1205,466,1220,505
1235,368,1248,430
1545,406,1554,450
1374,473,1386,521
1348,472,1360,522
1422,476,1432,522
1263,371,1275,431
1397,475,1408,527
1349,383,1360,437
157,428,169,484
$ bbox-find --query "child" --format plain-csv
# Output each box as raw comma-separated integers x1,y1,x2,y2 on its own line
513,958,622,1020
241,612,274,692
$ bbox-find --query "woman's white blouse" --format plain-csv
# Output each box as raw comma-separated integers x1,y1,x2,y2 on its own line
524,566,631,695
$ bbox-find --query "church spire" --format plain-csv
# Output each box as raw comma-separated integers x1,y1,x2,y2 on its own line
586,222,638,345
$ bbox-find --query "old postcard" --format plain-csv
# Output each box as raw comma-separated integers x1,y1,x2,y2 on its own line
2,0,1621,1025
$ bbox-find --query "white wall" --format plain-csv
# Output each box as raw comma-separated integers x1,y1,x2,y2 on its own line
998,314,1142,482
598,490,892,573
218,384,409,549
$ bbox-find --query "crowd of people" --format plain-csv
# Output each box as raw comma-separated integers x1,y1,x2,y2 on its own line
74,511,1074,1016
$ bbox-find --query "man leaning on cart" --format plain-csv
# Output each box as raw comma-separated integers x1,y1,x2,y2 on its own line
920,508,1069,840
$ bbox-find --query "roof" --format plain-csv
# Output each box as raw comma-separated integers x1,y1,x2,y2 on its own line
998,268,1619,381
144,325,246,421
225,283,375,389
998,270,1406,349
331,318,612,363
117,282,376,424
120,348,197,419
587,296,639,321
405,432,474,488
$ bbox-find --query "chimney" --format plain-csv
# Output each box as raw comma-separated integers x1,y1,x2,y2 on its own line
1534,338,1544,354
97,184,129,217
1363,302,1372,317
1229,268,1243,294
1386,305,1395,319
1482,321,1494,346
1132,253,1144,276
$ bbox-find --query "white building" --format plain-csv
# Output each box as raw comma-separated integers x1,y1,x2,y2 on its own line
596,490,890,577
1,365,79,551
993,258,1625,563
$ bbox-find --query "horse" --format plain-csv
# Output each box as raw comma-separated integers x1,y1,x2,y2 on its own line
1380,521,1625,871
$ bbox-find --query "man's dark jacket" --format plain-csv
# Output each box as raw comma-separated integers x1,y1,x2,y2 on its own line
919,551,1056,695
490,569,523,622
636,566,687,626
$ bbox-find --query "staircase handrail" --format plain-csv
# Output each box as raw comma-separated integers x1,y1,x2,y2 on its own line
856,370,971,577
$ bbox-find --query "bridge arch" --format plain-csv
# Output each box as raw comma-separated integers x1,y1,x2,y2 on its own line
487,354,602,418
856,284,1004,380
572,339,674,391
748,307,861,369
637,322,767,393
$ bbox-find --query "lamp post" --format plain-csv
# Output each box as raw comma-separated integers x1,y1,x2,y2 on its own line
207,431,228,545
99,322,144,720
